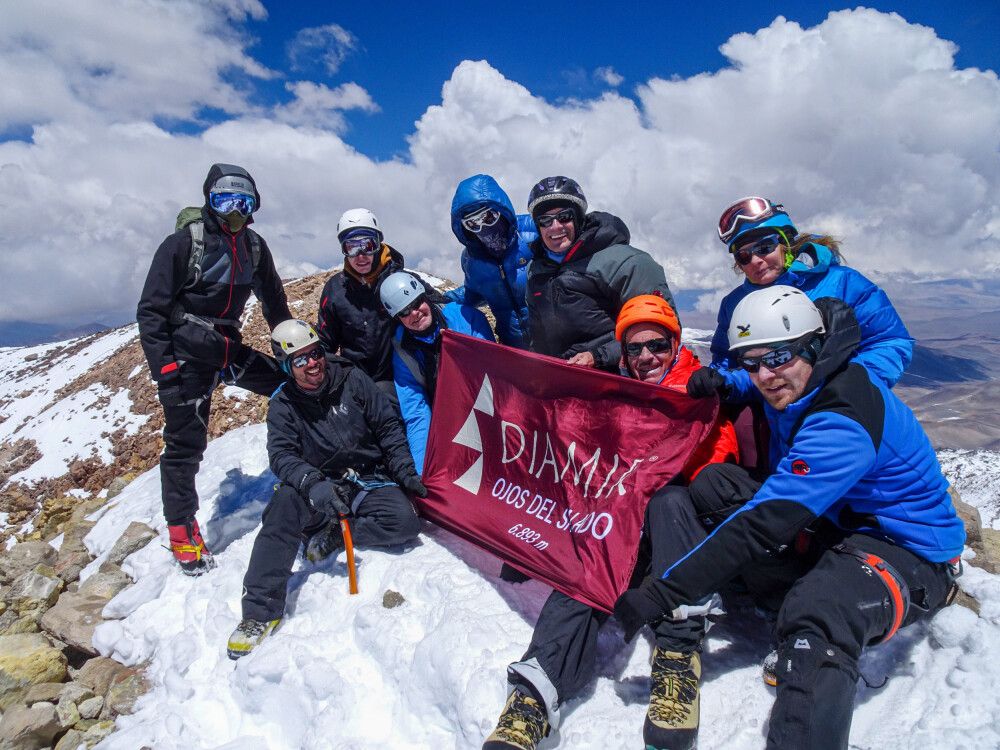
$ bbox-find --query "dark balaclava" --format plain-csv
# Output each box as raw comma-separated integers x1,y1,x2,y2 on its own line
474,214,511,258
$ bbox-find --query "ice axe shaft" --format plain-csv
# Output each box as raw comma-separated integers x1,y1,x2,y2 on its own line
340,515,358,595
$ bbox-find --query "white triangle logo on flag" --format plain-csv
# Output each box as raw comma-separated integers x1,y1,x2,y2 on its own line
473,374,494,416
453,409,482,451
453,455,484,495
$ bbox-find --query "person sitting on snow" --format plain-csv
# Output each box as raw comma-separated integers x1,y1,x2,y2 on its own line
137,163,291,576
615,288,964,750
380,272,494,475
227,319,426,659
482,294,739,750
317,208,411,406
447,174,537,349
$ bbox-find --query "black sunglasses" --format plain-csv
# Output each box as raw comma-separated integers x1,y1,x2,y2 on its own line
738,334,815,373
397,297,425,319
731,234,782,266
536,208,576,228
624,337,674,357
290,347,324,368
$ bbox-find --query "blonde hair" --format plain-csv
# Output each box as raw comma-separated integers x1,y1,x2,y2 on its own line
732,231,845,275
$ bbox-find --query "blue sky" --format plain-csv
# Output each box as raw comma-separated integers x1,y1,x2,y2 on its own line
239,1,1000,160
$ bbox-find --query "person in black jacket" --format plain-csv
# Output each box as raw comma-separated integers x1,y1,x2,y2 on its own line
136,163,291,575
524,176,677,371
227,319,426,659
316,208,407,405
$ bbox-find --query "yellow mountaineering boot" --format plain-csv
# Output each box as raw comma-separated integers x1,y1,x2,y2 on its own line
644,649,701,750
483,690,550,750
226,618,281,660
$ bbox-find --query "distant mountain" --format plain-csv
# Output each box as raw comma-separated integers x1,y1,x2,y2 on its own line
0,320,110,347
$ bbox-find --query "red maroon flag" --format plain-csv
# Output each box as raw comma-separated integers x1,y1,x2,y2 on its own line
419,331,719,612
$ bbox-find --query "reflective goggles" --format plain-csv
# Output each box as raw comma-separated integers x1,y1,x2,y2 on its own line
730,233,783,266
397,297,425,319
290,347,324,369
342,235,380,257
209,191,256,217
536,208,576,228
624,337,674,357
737,334,814,373
717,196,783,244
461,206,502,233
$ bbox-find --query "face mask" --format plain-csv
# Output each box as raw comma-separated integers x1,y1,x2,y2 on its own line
474,215,510,257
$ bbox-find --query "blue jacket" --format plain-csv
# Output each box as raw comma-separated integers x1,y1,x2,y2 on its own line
393,301,494,473
709,242,913,398
638,301,964,613
446,175,536,349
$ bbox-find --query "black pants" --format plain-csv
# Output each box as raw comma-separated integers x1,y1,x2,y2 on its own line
691,465,955,750
241,484,421,621
508,483,710,723
158,347,284,526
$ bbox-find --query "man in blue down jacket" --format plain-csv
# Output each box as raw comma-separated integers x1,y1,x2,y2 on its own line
137,163,291,575
447,174,537,349
616,287,964,750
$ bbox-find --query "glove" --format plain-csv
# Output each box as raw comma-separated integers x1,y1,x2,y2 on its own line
308,480,352,516
686,367,727,399
401,475,428,498
614,585,668,643
499,563,531,584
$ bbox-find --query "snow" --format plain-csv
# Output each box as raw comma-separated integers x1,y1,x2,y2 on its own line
79,426,1000,749
0,325,148,483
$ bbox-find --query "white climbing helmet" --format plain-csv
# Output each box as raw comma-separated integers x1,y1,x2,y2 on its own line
379,272,425,317
271,319,320,368
337,208,382,242
728,287,825,352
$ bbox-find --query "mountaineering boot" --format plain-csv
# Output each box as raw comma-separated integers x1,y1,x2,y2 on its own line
482,689,550,750
227,618,281,660
167,518,215,576
644,649,701,750
762,649,779,687
305,517,345,563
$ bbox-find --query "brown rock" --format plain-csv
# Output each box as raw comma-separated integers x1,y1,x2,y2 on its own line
0,542,57,586
81,719,116,745
77,562,130,601
0,702,60,749
40,592,109,655
382,590,406,609
975,528,1000,574
54,520,96,585
949,486,983,546
24,682,64,705
54,728,86,750
106,521,157,567
8,565,64,620
72,657,129,696
105,667,148,716
77,694,104,720
0,633,68,693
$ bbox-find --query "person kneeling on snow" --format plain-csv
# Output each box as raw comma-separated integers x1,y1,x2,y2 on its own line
227,319,426,659
483,295,738,750
380,272,494,475
615,288,964,750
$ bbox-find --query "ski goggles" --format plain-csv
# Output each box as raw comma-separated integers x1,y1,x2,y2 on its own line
624,337,674,357
535,208,576,228
342,235,379,257
209,191,256,217
730,233,783,265
461,206,502,233
737,334,815,373
718,197,783,244
289,347,324,369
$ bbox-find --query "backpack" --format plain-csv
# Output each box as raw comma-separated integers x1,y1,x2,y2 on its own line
174,207,262,289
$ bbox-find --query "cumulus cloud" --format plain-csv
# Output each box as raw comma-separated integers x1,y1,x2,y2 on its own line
594,66,624,87
0,6,997,325
287,24,358,76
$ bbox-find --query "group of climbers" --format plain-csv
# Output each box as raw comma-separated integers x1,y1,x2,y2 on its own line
136,167,962,750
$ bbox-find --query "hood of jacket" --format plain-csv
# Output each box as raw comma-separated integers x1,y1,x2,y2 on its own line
450,174,518,249
202,163,262,211
530,211,630,265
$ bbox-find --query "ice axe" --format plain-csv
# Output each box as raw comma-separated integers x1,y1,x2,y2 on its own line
340,513,358,595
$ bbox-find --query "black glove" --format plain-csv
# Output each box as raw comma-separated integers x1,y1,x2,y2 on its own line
401,475,428,498
499,563,531,584
686,367,727,399
308,480,352,516
614,585,668,643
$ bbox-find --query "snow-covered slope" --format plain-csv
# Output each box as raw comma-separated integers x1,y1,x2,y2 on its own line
78,425,1000,750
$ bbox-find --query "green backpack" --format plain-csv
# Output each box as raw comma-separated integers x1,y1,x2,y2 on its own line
174,207,262,288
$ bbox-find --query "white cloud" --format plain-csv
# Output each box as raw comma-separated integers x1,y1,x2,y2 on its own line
594,66,624,87
0,6,998,325
287,24,358,76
